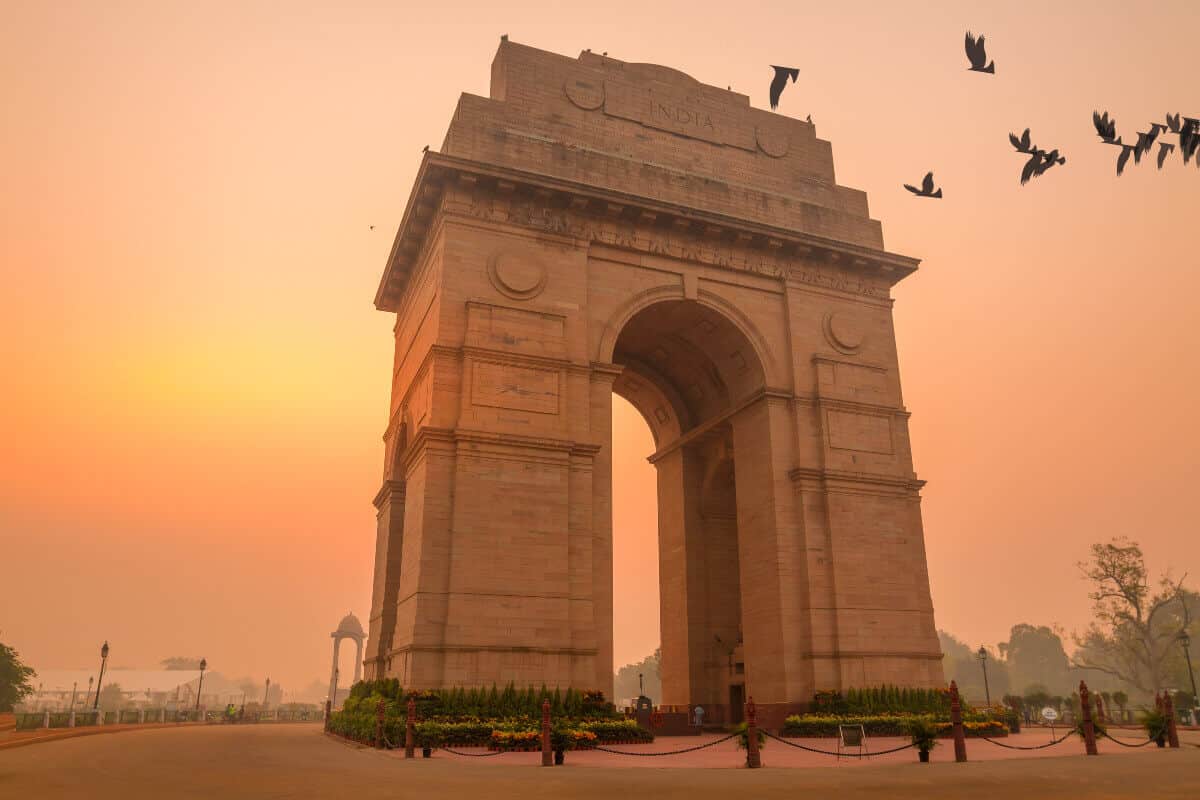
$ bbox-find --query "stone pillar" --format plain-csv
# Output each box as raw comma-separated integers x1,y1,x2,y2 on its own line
1164,692,1180,749
1079,681,1098,756
745,697,761,768
541,698,552,767
353,638,364,686
949,681,967,762
328,638,342,708
404,697,416,759
323,700,332,732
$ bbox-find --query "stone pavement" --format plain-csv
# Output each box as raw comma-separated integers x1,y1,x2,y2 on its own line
2,723,1197,800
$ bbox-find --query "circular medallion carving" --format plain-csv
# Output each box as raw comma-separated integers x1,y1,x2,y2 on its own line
755,124,789,158
489,252,547,300
823,311,865,354
564,76,605,111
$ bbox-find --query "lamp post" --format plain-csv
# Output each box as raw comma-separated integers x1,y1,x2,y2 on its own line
977,646,991,707
1180,632,1198,707
195,658,207,711
92,641,109,710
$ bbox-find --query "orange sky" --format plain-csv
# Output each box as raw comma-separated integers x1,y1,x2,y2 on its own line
3,1,1198,693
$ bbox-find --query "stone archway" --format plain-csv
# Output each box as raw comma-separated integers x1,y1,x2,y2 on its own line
363,40,944,726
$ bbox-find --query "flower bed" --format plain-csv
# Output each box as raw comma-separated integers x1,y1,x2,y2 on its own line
330,710,652,748
781,714,1008,738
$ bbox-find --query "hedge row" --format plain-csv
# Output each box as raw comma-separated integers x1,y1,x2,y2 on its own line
782,714,1008,738
343,680,617,720
811,686,952,716
327,714,652,748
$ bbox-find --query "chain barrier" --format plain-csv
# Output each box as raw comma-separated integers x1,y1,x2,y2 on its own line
1100,732,1155,749
589,733,738,757
979,732,1074,750
441,746,509,757
761,730,915,757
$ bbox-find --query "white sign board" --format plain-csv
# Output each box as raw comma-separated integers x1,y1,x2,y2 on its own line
1041,707,1059,721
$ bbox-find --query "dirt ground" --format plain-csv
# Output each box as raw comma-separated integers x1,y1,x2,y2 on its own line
2,723,1198,800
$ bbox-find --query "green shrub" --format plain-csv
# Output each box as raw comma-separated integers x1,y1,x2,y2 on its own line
782,714,1006,738
1140,709,1168,742
810,685,950,716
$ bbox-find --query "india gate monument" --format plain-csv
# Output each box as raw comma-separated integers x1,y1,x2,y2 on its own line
365,39,943,725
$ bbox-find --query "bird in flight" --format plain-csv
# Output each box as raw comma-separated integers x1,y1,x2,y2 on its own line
903,171,943,198
1116,143,1138,176
1092,111,1120,145
965,31,995,73
769,66,799,110
1156,142,1176,169
1034,149,1066,178
1009,128,1034,154
369,225,376,231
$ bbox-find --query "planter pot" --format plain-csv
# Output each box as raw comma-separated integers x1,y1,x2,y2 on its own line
554,749,565,765
918,750,930,763
1156,737,1165,748
422,747,432,758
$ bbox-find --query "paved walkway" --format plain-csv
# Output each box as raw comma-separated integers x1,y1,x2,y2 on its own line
2,723,1197,799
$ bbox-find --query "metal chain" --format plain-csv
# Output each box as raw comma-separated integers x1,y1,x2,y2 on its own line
762,730,915,757
979,732,1074,750
442,746,508,757
1100,731,1155,748
590,732,738,756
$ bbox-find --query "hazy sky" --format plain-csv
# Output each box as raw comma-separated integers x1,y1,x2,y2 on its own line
3,1,1197,691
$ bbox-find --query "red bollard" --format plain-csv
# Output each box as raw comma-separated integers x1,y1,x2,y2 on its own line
375,698,385,749
541,698,552,767
1079,681,1098,756
949,681,968,763
1095,695,1106,725
1164,692,1180,749
405,696,416,759
324,700,332,733
745,696,761,768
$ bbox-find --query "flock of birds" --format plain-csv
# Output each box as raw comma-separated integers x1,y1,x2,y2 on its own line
769,32,1197,200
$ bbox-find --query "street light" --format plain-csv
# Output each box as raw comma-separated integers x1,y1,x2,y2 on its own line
977,646,992,707
195,658,207,711
1180,632,1197,707
92,641,109,710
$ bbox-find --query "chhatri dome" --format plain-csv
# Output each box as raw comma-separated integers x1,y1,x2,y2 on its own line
335,612,364,637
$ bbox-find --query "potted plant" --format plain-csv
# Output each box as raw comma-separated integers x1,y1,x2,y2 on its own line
733,722,766,766
1140,709,1168,748
415,721,445,758
906,717,939,763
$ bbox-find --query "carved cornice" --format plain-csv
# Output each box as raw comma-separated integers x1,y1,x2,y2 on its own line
789,465,925,493
376,152,920,311
372,479,406,510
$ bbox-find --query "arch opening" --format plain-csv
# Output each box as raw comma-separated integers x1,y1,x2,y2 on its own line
608,299,765,722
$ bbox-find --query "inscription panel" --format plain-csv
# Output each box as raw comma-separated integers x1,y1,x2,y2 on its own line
466,302,567,358
826,409,893,455
472,360,560,415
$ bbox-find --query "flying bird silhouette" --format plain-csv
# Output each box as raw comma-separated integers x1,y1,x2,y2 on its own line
1092,111,1120,144
903,172,943,198
1009,128,1034,153
768,66,799,110
1034,149,1066,177
369,225,376,231
1116,143,1138,176
1156,142,1175,169
1020,151,1045,185
965,31,995,73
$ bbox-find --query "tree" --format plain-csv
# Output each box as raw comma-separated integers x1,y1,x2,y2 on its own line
999,624,1073,695
613,648,661,703
0,640,36,711
160,657,203,670
98,682,126,711
938,631,1011,703
1072,538,1192,694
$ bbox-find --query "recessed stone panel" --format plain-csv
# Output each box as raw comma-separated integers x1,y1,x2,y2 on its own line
471,360,560,415
826,409,893,455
